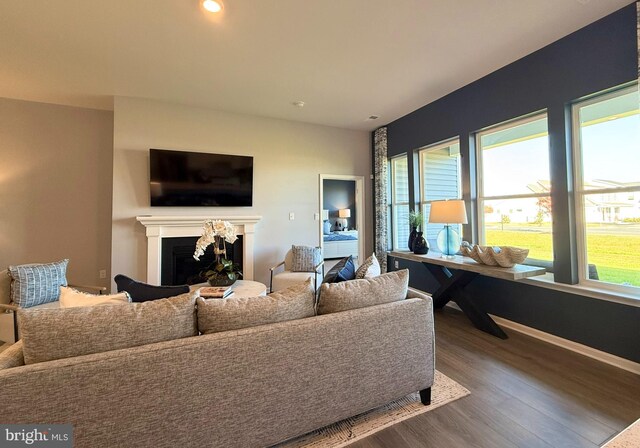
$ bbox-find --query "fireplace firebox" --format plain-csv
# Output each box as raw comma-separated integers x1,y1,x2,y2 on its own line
161,236,244,286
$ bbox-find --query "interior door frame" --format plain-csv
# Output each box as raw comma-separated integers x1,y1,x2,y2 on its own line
319,174,365,264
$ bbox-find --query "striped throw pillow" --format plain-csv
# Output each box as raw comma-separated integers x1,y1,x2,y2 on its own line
8,260,69,308
291,245,322,272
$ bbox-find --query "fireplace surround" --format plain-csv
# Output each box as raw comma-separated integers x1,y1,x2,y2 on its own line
136,216,261,285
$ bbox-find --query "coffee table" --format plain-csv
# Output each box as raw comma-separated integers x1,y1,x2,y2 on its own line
190,280,267,298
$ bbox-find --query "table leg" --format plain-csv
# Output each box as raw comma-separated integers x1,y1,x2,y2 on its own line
422,262,508,339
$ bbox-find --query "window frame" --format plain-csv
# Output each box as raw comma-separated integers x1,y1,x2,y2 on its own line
389,154,409,250
475,112,554,264
418,137,462,241
571,84,640,295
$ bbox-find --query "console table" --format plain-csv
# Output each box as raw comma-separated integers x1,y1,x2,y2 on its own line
389,251,546,339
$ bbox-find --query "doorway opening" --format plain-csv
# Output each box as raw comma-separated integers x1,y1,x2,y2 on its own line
319,175,365,267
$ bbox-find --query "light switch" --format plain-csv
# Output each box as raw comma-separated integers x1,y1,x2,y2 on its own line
314,213,319,220
289,212,295,220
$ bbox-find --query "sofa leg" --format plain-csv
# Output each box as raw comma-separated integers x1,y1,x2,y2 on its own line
419,388,431,406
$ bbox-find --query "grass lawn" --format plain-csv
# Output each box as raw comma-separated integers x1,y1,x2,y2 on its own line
485,227,640,287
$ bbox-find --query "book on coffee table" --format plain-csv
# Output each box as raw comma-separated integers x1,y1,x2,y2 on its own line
199,286,234,299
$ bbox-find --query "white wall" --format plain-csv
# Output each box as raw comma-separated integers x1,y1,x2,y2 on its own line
112,97,371,288
0,97,113,287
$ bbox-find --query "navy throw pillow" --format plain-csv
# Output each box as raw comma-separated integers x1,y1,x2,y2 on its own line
114,274,189,303
322,256,356,284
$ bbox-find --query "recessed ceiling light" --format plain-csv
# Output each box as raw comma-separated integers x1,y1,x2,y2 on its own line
368,115,379,120
202,0,223,13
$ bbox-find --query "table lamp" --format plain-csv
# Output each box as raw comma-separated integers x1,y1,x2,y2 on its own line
428,200,468,258
338,209,351,231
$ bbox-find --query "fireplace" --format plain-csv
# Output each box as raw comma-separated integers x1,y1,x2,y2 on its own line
136,215,261,285
161,236,243,285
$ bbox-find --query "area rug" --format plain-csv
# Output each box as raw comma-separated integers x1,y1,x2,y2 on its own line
275,370,470,448
601,418,640,447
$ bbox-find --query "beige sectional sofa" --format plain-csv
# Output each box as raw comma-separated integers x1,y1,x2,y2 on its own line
0,280,434,448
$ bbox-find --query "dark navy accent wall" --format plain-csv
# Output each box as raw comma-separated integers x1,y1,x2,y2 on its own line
383,4,639,363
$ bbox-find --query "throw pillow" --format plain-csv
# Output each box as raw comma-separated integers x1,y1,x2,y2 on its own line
322,256,356,283
0,341,25,370
8,259,69,308
18,292,198,365
355,253,381,279
59,286,131,308
197,278,315,334
291,245,322,272
317,269,409,315
114,274,189,302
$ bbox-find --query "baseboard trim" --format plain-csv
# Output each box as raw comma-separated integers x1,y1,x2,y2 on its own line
444,303,640,375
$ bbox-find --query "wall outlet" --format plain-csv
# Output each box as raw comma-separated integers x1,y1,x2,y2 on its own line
289,212,295,220
394,260,399,269
314,212,319,221
99,269,107,279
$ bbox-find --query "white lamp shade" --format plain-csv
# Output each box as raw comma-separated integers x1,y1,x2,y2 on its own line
322,209,329,220
338,209,351,218
428,200,468,224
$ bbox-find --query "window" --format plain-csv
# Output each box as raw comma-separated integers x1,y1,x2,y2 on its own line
389,155,409,250
572,85,639,292
476,113,553,261
418,138,462,249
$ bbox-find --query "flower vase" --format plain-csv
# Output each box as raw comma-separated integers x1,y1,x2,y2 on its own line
413,231,429,255
408,227,418,251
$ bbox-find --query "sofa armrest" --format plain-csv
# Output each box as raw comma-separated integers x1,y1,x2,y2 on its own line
0,303,18,313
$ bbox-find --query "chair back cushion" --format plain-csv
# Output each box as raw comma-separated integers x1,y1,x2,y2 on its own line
8,259,68,308
18,292,198,364
317,269,409,315
290,245,322,272
197,278,315,334
114,274,189,302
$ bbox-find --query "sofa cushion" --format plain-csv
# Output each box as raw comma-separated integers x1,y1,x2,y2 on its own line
0,341,24,370
114,274,189,302
197,278,315,334
59,286,131,308
355,253,381,279
290,245,322,272
323,256,356,284
317,269,409,315
18,292,198,364
8,259,69,308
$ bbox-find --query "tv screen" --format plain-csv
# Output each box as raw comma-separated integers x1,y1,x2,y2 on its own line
150,149,253,207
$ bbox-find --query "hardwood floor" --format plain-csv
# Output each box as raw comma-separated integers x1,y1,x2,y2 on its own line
352,308,640,448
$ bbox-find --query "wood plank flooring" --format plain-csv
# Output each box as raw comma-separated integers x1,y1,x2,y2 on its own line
351,308,640,448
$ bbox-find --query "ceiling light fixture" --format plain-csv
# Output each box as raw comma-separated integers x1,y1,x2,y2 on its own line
202,0,223,13
292,101,305,108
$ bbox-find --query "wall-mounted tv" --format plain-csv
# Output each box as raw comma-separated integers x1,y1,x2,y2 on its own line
150,149,253,207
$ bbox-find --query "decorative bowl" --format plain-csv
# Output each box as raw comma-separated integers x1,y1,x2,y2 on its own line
460,245,529,268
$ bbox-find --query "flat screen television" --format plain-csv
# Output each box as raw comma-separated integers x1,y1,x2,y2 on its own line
150,149,253,207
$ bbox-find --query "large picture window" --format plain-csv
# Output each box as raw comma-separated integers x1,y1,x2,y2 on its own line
476,113,553,262
389,155,409,250
418,138,462,249
572,85,640,292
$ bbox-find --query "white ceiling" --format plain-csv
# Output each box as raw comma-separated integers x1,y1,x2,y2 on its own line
0,0,632,130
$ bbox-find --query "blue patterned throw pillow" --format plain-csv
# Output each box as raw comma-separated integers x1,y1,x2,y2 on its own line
8,259,69,308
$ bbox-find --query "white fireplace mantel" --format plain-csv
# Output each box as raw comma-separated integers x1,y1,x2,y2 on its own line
136,215,262,285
